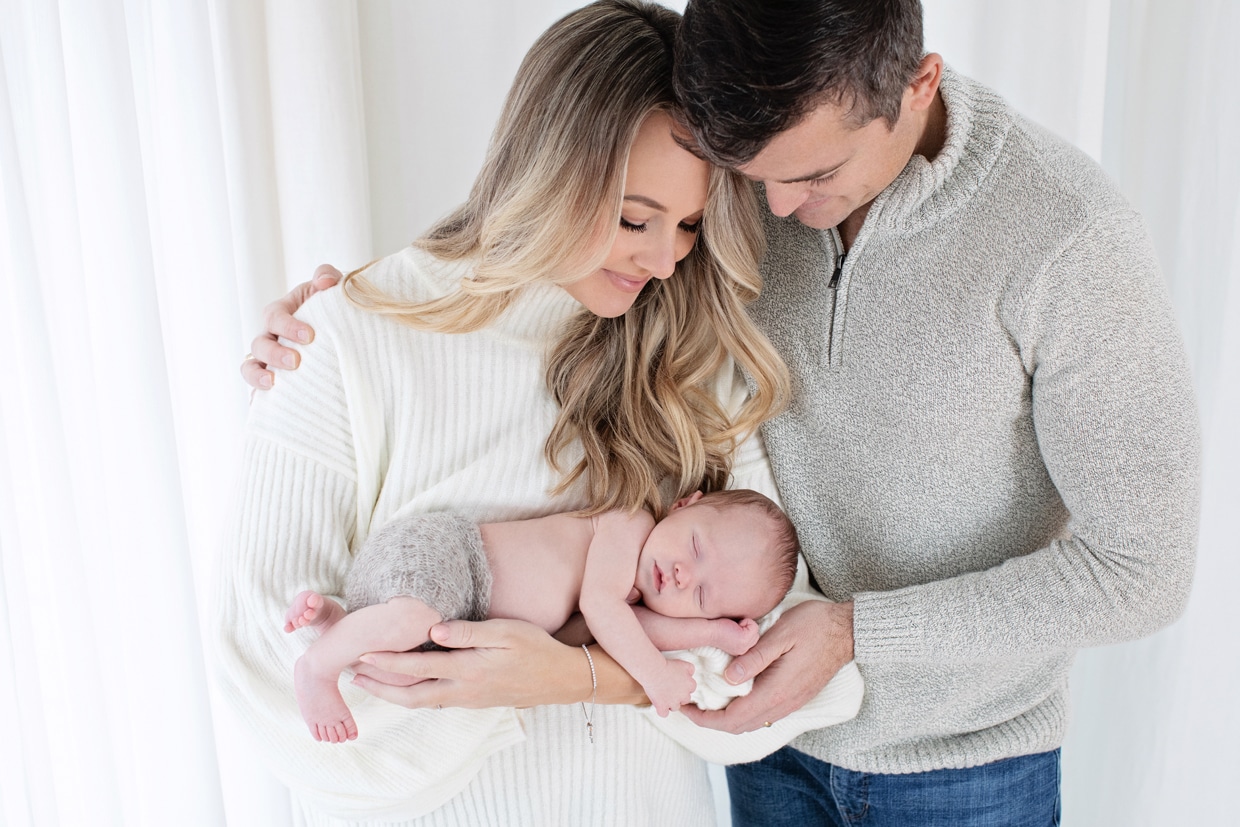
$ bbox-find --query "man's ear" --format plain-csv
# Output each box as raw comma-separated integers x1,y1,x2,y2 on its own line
905,53,944,114
669,490,706,512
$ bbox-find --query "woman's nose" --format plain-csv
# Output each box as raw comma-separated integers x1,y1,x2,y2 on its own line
634,226,694,281
633,235,678,281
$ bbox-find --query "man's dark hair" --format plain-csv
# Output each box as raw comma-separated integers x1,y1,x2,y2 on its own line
674,0,925,167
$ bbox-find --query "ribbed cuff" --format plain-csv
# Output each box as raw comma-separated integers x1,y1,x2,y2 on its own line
852,589,928,662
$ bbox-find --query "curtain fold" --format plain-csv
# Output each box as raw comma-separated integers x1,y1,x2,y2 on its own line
0,2,1234,825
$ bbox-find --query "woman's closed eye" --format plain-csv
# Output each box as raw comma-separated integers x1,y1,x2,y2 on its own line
619,217,701,234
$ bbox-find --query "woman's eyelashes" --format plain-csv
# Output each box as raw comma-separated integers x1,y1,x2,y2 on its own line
619,217,702,234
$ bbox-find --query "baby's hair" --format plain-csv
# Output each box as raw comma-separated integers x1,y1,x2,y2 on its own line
698,488,800,601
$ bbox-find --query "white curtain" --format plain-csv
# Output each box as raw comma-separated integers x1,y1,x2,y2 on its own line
0,2,1233,825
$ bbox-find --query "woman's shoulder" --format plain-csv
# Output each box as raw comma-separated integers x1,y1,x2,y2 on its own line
360,245,475,303
298,246,473,328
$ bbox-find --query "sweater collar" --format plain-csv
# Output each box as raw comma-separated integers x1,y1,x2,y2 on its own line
864,68,1013,237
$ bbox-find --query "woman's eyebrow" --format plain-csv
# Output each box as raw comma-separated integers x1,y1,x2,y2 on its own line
623,194,666,211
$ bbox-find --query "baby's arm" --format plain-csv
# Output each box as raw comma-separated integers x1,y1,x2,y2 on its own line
632,605,760,657
578,511,696,717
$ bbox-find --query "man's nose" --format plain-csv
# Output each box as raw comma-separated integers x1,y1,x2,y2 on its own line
763,181,808,217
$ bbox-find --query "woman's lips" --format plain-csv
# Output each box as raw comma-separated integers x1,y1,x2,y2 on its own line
603,269,649,293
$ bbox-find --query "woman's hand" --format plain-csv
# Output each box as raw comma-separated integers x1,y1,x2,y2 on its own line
240,264,342,390
352,617,644,709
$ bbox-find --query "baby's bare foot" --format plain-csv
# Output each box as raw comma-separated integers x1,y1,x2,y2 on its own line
294,655,359,743
717,617,762,656
284,590,341,632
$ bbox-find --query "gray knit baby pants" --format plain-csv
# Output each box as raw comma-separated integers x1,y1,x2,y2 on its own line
343,512,492,622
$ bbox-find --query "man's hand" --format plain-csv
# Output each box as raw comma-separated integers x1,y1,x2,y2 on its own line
240,264,342,390
351,617,596,709
679,600,854,733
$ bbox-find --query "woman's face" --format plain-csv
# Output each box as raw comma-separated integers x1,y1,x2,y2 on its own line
562,111,710,318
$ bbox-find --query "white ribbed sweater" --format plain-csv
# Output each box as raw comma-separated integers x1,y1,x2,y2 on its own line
213,247,841,824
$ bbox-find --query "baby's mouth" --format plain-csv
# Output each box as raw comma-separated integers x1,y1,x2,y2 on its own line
654,564,665,593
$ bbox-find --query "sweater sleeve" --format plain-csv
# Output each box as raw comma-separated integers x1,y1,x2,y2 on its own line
854,209,1201,663
211,292,523,820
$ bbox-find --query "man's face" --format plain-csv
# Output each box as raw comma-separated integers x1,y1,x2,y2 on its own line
737,96,922,231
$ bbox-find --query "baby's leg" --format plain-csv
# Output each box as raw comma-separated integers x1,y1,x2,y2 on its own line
294,596,442,742
284,590,347,632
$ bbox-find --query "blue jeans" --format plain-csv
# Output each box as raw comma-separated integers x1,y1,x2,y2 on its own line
727,748,1061,827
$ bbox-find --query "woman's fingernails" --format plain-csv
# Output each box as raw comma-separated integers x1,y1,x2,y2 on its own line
297,329,310,343
282,354,296,369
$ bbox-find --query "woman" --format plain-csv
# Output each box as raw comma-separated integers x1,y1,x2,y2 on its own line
218,1,790,824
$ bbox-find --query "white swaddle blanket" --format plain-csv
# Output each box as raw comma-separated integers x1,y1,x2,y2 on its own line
651,559,865,765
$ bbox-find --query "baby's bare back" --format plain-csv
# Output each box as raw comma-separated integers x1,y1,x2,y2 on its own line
481,513,593,633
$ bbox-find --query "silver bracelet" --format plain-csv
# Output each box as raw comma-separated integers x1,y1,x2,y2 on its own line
580,644,596,744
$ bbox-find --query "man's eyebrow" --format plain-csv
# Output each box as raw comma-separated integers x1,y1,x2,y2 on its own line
741,161,847,185
623,195,667,211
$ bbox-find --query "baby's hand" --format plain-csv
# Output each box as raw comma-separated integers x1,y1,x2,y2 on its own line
715,617,762,656
644,658,696,717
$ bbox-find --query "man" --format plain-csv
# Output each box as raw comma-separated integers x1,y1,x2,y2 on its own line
672,1,1200,824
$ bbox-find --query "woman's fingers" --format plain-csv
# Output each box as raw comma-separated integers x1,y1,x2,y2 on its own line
351,673,443,708
428,618,510,649
351,619,588,708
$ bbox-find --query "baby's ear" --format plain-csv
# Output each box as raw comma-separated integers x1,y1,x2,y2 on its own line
670,490,705,511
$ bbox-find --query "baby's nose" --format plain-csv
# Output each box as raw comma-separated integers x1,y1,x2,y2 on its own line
673,563,690,588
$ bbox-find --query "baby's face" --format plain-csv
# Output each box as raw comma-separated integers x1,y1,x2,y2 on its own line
634,498,781,620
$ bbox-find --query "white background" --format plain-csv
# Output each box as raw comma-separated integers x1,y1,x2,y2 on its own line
1,1,1235,825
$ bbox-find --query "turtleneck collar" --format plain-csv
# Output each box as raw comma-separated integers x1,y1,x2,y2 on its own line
862,68,1013,239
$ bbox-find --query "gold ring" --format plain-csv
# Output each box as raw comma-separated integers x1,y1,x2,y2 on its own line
763,721,772,728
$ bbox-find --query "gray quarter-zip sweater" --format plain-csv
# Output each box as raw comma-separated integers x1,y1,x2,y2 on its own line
750,69,1201,773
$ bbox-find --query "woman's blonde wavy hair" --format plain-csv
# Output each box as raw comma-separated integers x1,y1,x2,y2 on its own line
342,0,789,516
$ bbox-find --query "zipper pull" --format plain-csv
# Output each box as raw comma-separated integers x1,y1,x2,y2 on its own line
828,252,847,288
